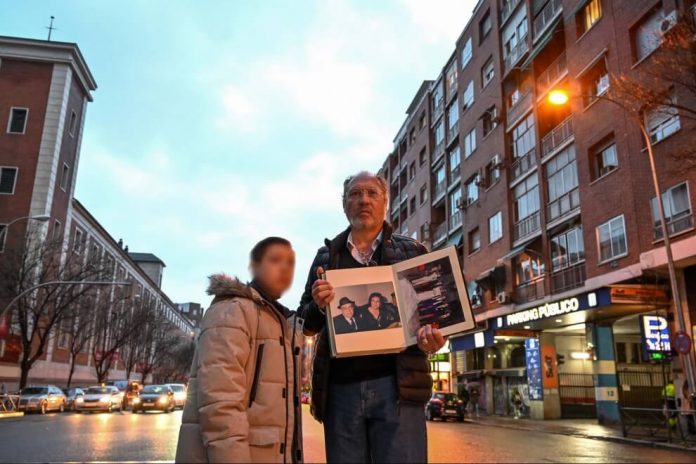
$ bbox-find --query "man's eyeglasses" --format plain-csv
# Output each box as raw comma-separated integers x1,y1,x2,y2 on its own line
347,188,383,200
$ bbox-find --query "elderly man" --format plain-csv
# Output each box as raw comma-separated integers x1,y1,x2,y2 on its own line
299,171,445,463
333,297,359,334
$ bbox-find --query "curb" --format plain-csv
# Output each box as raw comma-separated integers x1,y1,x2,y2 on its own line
468,419,696,453
0,412,24,419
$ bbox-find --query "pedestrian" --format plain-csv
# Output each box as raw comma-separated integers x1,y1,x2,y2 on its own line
299,171,446,463
663,378,678,430
511,388,523,419
467,382,480,418
457,381,470,413
175,237,303,463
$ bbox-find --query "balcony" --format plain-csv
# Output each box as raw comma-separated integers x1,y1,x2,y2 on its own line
551,262,586,294
536,51,567,98
447,123,459,143
434,180,446,201
511,147,537,182
390,196,400,213
547,187,580,223
504,36,529,73
432,141,445,164
501,0,522,25
533,0,562,41
654,213,694,240
507,90,533,127
541,116,573,158
513,211,541,241
449,211,462,230
433,221,448,245
515,277,545,304
432,98,444,118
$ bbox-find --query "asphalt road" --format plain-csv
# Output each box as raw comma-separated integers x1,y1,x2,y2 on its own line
1,406,695,462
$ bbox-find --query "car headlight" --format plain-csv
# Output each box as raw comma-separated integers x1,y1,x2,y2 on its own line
132,397,141,404
157,396,168,404
99,396,111,403
174,392,186,401
76,397,84,403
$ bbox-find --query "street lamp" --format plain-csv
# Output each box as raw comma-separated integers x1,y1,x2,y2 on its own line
0,214,51,249
547,88,696,401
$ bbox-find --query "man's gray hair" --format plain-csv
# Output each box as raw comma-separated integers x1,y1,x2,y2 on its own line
341,171,389,201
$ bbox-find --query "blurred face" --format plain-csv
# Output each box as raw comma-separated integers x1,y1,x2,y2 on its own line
251,244,295,298
339,303,354,320
343,176,387,231
369,295,381,310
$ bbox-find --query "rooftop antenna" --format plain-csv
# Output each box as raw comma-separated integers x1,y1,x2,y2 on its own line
46,16,56,41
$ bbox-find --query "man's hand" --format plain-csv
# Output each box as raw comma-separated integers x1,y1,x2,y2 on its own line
417,325,445,354
311,266,335,310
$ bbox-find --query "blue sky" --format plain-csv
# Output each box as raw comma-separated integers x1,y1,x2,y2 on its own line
1,0,476,307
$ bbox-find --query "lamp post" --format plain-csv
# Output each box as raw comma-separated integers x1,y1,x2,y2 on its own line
0,214,51,249
547,88,696,401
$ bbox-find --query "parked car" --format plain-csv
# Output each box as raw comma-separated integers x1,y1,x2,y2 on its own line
425,392,465,422
17,385,66,414
61,387,85,411
165,383,187,409
76,386,124,413
132,385,175,413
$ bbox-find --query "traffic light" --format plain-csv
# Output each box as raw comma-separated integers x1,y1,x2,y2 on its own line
556,354,565,366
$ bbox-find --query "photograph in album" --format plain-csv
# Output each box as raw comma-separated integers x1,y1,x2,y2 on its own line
325,246,476,358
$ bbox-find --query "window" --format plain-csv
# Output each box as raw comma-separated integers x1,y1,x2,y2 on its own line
647,94,681,143
0,224,6,252
435,163,446,189
410,197,416,216
481,57,495,87
60,163,70,191
515,252,545,285
68,110,77,137
465,174,479,205
550,226,585,270
651,182,692,238
546,145,579,216
7,108,28,134
461,37,472,68
449,189,462,229
409,128,416,145
463,128,477,158
581,55,609,106
446,62,458,93
632,6,665,62
489,211,503,243
462,81,474,111
0,167,18,194
449,147,461,181
409,161,416,181
514,173,540,226
52,220,62,242
448,101,459,130
512,114,536,159
592,138,618,179
419,184,428,205
73,229,84,253
597,215,627,262
577,0,602,36
419,147,427,166
479,10,492,43
419,111,427,129
483,155,501,188
482,106,498,137
435,121,445,147
468,228,481,254
432,81,444,113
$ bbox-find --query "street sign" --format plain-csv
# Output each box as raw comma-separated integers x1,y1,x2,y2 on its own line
674,331,692,355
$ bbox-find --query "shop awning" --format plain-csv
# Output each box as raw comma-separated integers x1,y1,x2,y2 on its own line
446,231,463,247
475,265,506,289
499,238,536,261
520,16,562,69
450,327,496,351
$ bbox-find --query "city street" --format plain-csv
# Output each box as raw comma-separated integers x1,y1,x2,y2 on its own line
1,406,695,463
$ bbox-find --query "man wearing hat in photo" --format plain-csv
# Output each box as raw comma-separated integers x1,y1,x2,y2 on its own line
333,297,360,334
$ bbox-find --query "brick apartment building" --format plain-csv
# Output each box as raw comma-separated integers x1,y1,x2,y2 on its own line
0,36,193,390
379,0,696,423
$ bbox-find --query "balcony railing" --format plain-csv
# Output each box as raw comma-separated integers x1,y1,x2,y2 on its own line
515,277,545,304
449,211,462,230
513,211,541,241
434,180,446,200
536,51,567,97
551,262,586,294
654,213,694,240
501,0,522,25
507,89,533,126
533,0,562,40
547,187,580,223
433,141,445,163
541,116,573,157
504,36,529,73
390,195,400,213
511,147,537,182
432,98,444,117
433,222,448,245
447,123,459,142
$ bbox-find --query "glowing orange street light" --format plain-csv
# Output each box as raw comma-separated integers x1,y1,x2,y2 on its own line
548,89,570,106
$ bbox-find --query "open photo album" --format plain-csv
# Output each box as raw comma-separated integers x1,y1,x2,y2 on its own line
324,246,476,358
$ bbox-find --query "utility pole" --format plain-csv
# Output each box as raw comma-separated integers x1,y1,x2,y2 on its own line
46,16,56,41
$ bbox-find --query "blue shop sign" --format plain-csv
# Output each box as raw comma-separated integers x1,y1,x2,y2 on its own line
525,338,543,401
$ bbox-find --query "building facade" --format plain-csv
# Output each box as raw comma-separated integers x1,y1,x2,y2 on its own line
0,36,193,390
378,0,696,424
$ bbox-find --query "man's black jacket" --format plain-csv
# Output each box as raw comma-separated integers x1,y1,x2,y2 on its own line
298,222,433,422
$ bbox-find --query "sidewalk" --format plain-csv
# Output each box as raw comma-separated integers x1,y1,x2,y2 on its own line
468,415,696,452
0,411,23,419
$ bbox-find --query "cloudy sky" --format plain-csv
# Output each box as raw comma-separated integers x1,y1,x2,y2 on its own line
2,0,476,307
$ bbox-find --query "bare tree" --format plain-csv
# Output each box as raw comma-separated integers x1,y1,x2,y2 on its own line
154,336,195,384
61,291,99,389
0,231,109,389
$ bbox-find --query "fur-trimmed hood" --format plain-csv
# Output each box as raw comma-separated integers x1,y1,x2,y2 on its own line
206,273,260,301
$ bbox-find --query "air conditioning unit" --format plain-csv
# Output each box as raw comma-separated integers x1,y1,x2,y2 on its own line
660,10,677,34
496,292,511,304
